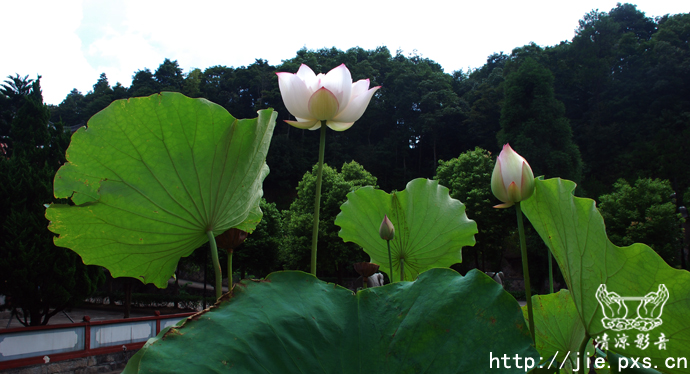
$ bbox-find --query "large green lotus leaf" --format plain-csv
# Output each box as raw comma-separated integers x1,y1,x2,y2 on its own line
521,178,690,374
522,290,587,372
122,268,538,373
46,93,276,287
335,178,477,281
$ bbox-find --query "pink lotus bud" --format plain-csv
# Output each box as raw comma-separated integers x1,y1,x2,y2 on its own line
491,144,535,208
379,215,395,240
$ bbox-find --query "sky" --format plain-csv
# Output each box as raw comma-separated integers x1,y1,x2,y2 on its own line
2,0,688,105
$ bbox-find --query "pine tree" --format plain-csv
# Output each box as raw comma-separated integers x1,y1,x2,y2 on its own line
0,78,104,326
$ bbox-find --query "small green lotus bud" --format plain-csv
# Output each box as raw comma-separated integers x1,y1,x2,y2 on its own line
379,215,395,240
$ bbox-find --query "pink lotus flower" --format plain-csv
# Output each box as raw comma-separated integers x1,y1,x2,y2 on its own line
276,64,380,131
491,144,535,208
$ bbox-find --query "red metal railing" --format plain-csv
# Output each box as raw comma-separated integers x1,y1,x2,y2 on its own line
0,311,194,370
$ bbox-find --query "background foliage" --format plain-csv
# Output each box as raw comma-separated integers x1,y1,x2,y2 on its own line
280,161,377,284
233,198,283,280
0,77,104,325
598,178,683,265
1,4,687,302
435,147,511,273
44,5,690,210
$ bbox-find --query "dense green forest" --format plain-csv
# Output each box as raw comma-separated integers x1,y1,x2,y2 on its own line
1,3,688,307
36,4,689,207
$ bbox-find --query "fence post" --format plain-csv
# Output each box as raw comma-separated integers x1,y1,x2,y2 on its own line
83,316,91,353
154,311,161,334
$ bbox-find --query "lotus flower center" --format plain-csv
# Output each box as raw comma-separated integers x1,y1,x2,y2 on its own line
309,88,339,120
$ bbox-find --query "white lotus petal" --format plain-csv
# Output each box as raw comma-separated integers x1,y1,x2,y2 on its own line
350,79,371,99
277,72,313,120
491,158,510,203
315,73,326,91
322,64,352,110
520,160,535,200
332,86,380,123
285,118,320,130
296,64,318,93
498,144,526,190
326,121,355,131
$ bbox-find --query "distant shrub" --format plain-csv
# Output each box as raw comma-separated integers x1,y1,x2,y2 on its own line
599,178,683,267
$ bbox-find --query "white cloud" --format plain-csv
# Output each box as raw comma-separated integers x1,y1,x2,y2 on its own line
1,0,96,105
85,26,165,84
1,0,687,105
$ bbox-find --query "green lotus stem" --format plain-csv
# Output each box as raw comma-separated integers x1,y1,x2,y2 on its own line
548,250,554,294
310,121,327,276
515,202,535,343
387,240,393,283
400,258,404,282
578,332,591,373
207,231,222,300
228,249,233,287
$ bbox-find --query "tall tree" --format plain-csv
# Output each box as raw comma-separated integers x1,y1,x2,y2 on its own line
229,59,278,119
154,58,184,92
556,4,658,196
498,58,583,184
435,147,512,272
199,65,236,110
0,78,104,326
129,68,159,97
599,178,682,267
1,74,35,152
280,161,376,284
462,57,506,154
83,73,115,120
1,74,34,102
51,88,86,131
182,68,203,98
232,199,283,279
639,13,690,197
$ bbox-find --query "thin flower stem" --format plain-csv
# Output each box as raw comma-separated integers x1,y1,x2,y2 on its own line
548,250,554,294
207,230,222,300
387,240,393,283
310,122,327,276
578,332,591,373
228,249,233,287
400,258,404,282
515,202,535,343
